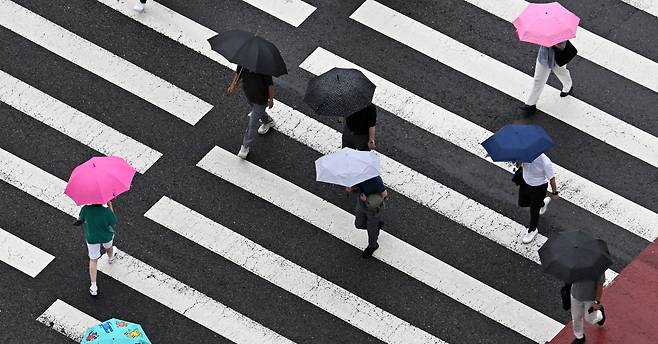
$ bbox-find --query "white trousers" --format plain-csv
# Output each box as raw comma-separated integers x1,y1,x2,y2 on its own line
526,59,573,106
570,296,603,339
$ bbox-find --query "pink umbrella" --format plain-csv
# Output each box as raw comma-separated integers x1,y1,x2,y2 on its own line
513,2,580,47
64,156,136,206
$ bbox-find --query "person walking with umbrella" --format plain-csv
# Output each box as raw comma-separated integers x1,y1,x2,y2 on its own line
482,124,559,244
513,3,579,114
315,148,387,257
304,68,378,151
539,231,610,343
65,156,136,296
209,30,287,160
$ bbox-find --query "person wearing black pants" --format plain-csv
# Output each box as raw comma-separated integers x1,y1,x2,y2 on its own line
517,153,559,244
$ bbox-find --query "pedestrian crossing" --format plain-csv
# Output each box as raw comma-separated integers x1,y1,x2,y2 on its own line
0,0,655,343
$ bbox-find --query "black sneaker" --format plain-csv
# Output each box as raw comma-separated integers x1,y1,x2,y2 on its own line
571,335,585,344
597,305,605,326
361,246,378,258
560,87,573,97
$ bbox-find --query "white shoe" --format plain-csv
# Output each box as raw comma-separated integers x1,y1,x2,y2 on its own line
89,284,98,296
133,1,145,12
522,229,539,244
237,145,249,159
539,197,551,215
258,121,274,134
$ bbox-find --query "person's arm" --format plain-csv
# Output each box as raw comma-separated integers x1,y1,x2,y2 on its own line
368,126,376,150
227,67,242,95
592,282,604,310
107,201,113,212
549,176,559,199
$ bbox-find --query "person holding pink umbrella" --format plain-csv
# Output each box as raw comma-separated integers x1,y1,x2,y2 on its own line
66,156,136,296
514,2,580,114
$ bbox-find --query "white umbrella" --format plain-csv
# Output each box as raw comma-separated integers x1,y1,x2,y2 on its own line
315,148,381,187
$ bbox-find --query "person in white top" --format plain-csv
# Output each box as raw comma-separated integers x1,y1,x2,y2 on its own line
516,153,559,243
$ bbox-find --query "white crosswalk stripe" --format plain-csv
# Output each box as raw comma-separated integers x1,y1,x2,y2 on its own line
0,0,213,125
97,248,295,344
0,227,54,278
37,299,99,342
620,0,658,18
197,146,565,343
299,47,658,242
145,196,447,344
0,69,162,174
351,0,658,169
460,0,658,94
239,0,316,27
2,0,654,341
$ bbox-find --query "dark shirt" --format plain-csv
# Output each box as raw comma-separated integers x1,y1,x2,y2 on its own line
345,104,377,135
79,205,117,244
354,176,386,196
237,66,273,105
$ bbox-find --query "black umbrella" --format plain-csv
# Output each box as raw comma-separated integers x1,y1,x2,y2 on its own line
538,230,612,283
208,30,287,77
304,68,376,117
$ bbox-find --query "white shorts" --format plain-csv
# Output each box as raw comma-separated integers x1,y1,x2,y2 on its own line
86,240,113,260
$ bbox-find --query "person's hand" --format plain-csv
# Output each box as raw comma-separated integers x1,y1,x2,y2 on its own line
550,191,560,200
267,98,274,109
345,187,353,193
359,193,367,202
590,303,600,311
368,139,376,150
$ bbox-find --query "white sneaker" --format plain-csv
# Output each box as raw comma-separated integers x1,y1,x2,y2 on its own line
258,121,274,134
522,229,539,244
539,197,551,215
237,145,249,159
133,1,145,12
89,284,98,296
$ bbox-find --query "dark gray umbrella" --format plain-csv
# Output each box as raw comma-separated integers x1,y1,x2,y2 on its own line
208,30,287,77
304,68,376,117
538,230,612,283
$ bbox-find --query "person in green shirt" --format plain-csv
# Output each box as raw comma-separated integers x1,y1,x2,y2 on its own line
76,201,117,296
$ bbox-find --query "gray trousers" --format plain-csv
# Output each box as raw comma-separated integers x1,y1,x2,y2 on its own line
354,200,381,249
242,103,272,148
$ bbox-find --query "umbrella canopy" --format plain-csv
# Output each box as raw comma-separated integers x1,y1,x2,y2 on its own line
539,230,612,284
81,318,151,344
64,156,136,206
208,30,287,76
315,148,381,187
304,68,376,117
481,124,554,163
513,2,580,47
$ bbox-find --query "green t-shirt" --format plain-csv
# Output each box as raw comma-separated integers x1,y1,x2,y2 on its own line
79,205,117,244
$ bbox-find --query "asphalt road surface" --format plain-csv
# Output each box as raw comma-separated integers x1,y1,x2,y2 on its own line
0,0,657,343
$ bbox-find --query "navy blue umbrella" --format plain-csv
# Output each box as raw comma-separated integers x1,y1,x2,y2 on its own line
481,124,554,163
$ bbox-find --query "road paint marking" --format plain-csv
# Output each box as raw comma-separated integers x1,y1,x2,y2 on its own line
620,0,658,18
460,0,658,94
145,196,447,344
300,48,658,243
97,248,295,344
0,227,54,278
350,0,658,169
37,299,98,342
0,0,213,125
240,0,316,27
197,146,564,343
0,69,162,174
0,148,78,217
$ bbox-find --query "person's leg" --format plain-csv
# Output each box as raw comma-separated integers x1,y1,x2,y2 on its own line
365,209,381,249
528,183,548,231
354,134,370,151
86,243,101,295
342,125,356,149
242,104,265,148
526,60,551,106
518,182,531,208
552,64,573,92
354,201,368,230
89,259,98,284
571,296,586,339
104,241,115,263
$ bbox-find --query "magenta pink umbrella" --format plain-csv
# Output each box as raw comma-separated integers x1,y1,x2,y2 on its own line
513,2,580,47
64,156,136,206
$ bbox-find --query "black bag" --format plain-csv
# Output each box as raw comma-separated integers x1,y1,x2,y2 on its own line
512,167,523,186
561,283,572,310
554,41,577,67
